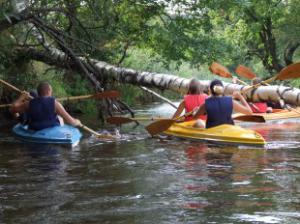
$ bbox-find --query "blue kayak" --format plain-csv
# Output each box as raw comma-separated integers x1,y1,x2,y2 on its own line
12,123,82,147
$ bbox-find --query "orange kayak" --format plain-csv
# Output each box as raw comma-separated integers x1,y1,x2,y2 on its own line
233,107,300,121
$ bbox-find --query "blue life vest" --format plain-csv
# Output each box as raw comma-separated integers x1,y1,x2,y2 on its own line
28,97,60,130
205,96,234,128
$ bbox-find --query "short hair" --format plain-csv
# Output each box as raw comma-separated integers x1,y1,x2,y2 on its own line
187,78,202,95
251,77,262,85
209,79,224,96
29,90,38,98
37,82,51,96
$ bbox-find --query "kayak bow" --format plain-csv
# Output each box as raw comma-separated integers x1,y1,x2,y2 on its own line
12,124,82,147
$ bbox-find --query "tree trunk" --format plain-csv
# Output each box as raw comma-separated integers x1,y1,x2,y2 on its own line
17,47,300,107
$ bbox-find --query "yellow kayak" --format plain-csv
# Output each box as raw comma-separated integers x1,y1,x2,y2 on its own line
164,121,265,145
233,107,300,121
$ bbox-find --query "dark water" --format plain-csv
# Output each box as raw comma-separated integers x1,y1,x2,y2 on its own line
1,103,300,224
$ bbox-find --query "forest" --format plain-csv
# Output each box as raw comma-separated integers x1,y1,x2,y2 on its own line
2,2,300,223
1,0,300,120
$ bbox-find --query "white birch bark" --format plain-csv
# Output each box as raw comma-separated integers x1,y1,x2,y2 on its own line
21,47,300,106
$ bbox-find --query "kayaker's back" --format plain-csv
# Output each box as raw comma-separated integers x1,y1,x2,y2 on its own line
205,96,234,128
28,97,60,130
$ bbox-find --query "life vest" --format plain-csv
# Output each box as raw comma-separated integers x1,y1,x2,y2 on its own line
205,96,234,128
184,94,208,121
28,97,60,130
250,102,268,113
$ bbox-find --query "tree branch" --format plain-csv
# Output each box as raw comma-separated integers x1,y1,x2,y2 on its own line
284,42,300,65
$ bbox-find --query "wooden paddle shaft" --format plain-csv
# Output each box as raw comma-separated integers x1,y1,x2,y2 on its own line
58,91,120,101
0,79,23,93
80,125,100,135
58,95,96,101
80,125,117,139
0,94,97,108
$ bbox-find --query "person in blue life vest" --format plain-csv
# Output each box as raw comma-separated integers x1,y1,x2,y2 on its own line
192,79,252,128
10,82,81,130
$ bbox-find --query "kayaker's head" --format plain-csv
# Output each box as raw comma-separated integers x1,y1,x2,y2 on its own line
187,78,203,94
37,82,52,97
251,77,262,85
29,90,38,98
209,79,224,96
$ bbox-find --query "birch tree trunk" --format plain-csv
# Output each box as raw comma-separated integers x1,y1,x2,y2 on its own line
19,47,300,107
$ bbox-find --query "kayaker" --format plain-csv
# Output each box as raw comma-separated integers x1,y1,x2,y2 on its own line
249,77,273,113
193,79,252,128
10,82,81,130
172,78,208,128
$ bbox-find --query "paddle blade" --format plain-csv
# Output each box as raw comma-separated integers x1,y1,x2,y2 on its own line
145,119,175,136
235,65,256,79
233,115,266,123
94,90,120,99
209,62,232,78
107,116,136,125
276,62,300,80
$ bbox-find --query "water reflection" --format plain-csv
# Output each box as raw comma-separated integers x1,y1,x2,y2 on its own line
1,102,300,223
150,140,300,223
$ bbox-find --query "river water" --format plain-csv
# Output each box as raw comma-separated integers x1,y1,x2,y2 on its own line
1,103,300,224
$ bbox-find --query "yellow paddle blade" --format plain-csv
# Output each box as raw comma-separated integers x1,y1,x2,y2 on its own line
145,119,175,136
209,62,232,78
276,62,300,80
107,116,136,125
235,65,256,80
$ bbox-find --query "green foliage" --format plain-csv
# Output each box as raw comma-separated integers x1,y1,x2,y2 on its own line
123,48,214,80
1,0,300,109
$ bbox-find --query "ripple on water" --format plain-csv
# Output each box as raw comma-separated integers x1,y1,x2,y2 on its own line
265,141,300,150
231,213,282,224
87,131,148,148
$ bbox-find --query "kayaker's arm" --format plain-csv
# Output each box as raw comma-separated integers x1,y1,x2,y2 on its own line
232,91,252,115
55,101,82,127
9,91,30,114
193,104,206,119
249,103,260,113
172,101,185,118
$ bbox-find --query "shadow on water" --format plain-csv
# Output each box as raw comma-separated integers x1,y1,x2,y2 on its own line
1,102,300,223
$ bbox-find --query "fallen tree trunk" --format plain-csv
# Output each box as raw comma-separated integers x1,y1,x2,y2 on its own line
18,47,300,106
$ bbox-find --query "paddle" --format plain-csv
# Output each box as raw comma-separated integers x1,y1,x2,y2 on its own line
0,79,24,94
0,91,121,108
79,125,116,139
241,62,300,93
232,114,266,123
145,111,193,136
0,79,114,139
235,65,257,80
235,65,270,87
106,116,164,125
58,90,120,101
209,62,248,85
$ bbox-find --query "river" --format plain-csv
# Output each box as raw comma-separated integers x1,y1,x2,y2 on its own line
1,102,300,223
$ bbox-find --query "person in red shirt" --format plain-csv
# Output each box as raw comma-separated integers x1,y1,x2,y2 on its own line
249,78,273,113
172,78,208,128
